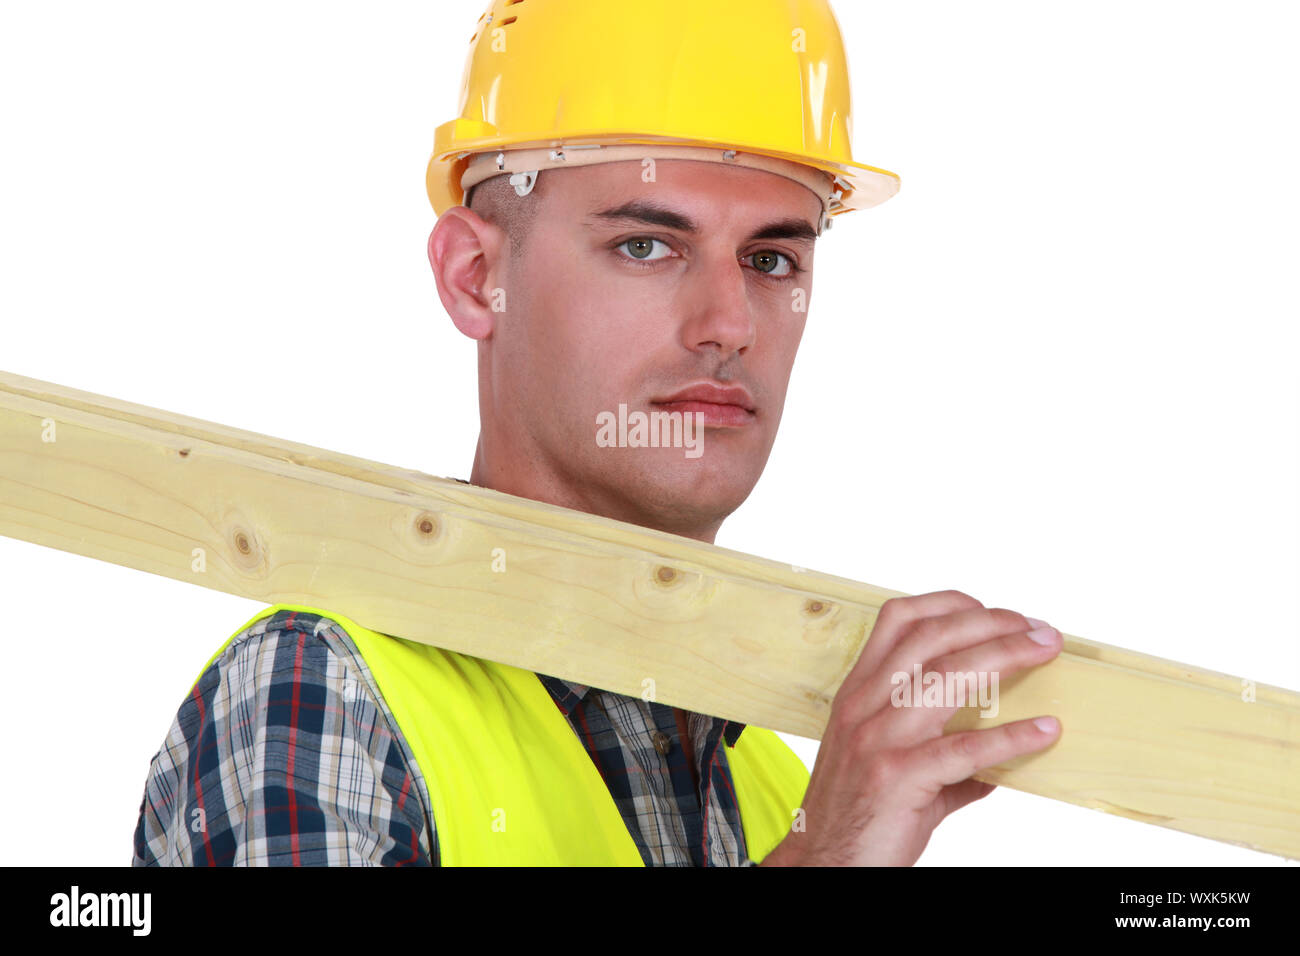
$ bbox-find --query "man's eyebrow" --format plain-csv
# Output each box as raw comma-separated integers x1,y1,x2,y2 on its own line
585,200,819,244
747,217,820,245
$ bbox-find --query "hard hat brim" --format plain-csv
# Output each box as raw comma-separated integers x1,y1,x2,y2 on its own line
427,123,900,220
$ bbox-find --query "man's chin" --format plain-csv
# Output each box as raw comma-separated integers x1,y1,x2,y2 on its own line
589,446,764,535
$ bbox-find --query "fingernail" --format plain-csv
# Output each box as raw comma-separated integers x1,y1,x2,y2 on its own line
1027,625,1057,645
1026,617,1050,629
1033,716,1059,734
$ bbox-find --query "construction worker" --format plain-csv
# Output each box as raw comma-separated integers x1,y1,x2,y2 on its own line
132,0,1063,866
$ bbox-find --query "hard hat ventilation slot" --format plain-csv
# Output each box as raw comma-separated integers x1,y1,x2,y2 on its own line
471,5,522,44
498,0,526,31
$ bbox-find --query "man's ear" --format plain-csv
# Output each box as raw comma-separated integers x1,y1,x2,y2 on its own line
428,206,505,341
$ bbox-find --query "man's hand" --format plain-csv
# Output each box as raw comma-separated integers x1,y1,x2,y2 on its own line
761,589,1063,866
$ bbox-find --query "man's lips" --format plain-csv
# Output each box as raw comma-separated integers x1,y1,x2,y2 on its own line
651,383,756,427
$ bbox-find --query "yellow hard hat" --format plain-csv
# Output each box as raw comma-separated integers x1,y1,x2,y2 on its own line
426,0,900,233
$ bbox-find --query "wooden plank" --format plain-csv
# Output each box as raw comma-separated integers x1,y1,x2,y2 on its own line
1,368,1297,858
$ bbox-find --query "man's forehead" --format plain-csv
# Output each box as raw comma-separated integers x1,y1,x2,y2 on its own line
573,161,822,243
584,197,819,246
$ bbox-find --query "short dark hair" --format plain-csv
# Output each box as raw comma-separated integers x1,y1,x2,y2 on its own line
464,173,543,260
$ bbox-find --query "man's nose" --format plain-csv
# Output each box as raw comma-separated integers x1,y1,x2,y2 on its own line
678,255,757,356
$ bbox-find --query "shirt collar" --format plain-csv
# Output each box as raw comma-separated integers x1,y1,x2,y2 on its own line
536,672,746,747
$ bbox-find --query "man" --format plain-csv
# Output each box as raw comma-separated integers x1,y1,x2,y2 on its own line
133,0,1063,867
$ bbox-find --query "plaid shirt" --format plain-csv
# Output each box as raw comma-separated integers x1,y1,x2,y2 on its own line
132,607,771,866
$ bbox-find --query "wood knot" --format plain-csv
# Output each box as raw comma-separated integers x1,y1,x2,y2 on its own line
415,512,441,538
804,598,831,617
224,515,264,574
178,447,191,458
634,563,712,615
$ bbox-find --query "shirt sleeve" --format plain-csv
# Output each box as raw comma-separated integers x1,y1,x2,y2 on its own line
132,613,435,866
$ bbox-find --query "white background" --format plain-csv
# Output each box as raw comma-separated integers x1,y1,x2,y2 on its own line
1,0,1296,867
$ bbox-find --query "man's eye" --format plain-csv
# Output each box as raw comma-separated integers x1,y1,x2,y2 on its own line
617,237,673,261
747,250,794,277
615,239,798,278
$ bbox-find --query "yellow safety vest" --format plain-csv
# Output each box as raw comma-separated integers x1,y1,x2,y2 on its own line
198,603,809,865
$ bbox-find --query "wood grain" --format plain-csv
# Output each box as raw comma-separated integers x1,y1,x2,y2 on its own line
1,369,1296,858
